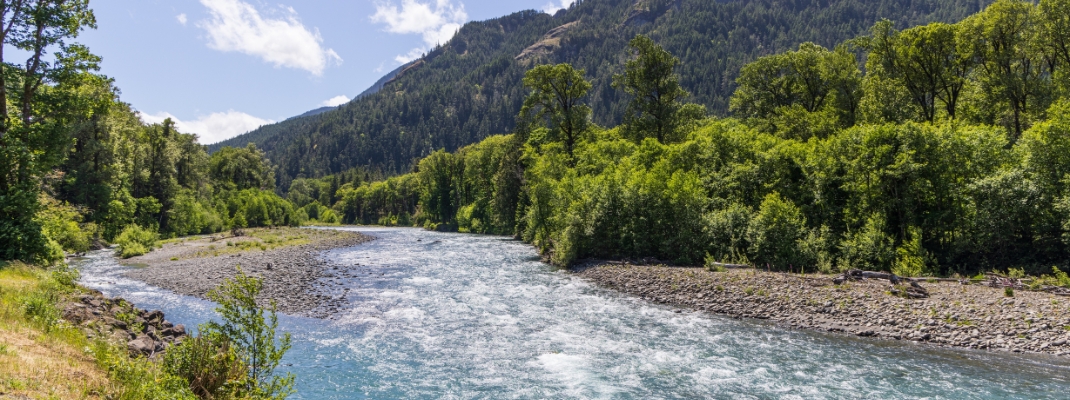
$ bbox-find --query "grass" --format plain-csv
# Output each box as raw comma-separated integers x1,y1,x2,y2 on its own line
0,262,196,399
181,228,320,259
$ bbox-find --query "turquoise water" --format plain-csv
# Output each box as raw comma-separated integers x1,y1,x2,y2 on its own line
75,227,1070,399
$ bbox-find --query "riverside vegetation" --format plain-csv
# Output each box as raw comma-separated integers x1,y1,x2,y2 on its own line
307,0,1070,284
0,259,294,399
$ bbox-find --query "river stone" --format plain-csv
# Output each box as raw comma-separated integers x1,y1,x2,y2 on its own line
127,335,155,356
104,316,127,330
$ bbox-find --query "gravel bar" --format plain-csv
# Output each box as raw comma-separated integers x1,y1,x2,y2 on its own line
578,262,1070,357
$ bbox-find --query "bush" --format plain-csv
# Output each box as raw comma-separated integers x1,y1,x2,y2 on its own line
162,335,246,399
36,196,93,254
115,225,159,259
892,227,928,277
747,193,811,270
839,214,896,271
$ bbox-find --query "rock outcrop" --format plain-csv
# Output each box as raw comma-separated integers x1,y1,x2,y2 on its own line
62,291,187,358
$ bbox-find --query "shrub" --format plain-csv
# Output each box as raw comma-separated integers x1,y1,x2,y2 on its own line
162,335,246,399
1005,287,1015,297
839,214,896,271
747,193,810,270
202,268,295,398
114,225,159,259
892,227,928,277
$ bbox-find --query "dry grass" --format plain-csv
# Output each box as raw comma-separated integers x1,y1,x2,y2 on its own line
0,325,109,399
0,264,108,399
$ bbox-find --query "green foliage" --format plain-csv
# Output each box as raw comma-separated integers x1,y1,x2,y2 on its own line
218,189,300,230
1005,287,1015,297
730,42,861,139
203,268,295,399
36,195,98,256
169,190,225,237
210,144,276,192
893,227,928,277
746,193,810,270
114,225,158,259
162,335,247,399
839,215,896,272
1007,267,1027,279
521,63,592,159
615,35,702,143
92,341,199,400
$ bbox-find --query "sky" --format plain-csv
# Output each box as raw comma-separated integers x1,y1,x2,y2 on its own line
76,0,577,144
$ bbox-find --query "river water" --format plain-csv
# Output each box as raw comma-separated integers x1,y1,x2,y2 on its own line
73,227,1070,399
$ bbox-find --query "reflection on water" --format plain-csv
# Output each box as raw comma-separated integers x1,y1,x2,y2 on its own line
75,227,1070,399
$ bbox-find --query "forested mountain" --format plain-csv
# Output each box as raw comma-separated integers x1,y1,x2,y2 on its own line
217,0,993,189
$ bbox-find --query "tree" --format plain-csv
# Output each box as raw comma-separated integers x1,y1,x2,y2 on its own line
866,20,974,122
730,42,861,136
0,0,96,262
614,35,702,143
519,63,591,160
960,0,1051,141
209,143,276,192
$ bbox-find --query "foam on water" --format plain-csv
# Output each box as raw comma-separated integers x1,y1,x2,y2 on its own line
74,227,1070,399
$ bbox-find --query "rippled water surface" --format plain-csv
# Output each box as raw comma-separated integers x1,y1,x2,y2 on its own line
74,227,1070,399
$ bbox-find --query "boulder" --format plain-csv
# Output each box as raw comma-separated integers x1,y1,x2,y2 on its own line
103,316,128,330
127,335,156,356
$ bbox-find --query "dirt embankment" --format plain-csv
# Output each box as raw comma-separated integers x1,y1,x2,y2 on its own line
578,263,1070,356
123,228,374,318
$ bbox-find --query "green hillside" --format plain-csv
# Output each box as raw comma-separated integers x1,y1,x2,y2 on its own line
214,0,992,189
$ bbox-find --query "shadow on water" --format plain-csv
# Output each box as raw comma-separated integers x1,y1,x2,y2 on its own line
74,227,1070,399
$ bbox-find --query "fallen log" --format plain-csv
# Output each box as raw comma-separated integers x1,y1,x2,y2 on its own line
706,262,752,270
833,269,931,298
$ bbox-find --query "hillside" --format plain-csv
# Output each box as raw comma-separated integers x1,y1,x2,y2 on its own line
218,0,992,189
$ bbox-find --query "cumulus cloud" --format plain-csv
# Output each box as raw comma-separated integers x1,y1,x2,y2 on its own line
177,13,188,25
139,110,274,145
542,0,575,14
197,0,342,75
372,0,466,63
321,95,351,107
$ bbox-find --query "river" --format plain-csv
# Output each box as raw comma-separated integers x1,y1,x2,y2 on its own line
73,227,1070,399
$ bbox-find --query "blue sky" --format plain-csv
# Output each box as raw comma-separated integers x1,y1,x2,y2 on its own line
78,0,576,144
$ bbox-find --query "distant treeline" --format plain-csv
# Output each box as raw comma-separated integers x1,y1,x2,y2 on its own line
300,0,1070,276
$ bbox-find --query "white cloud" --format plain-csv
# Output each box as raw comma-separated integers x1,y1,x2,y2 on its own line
197,0,342,75
321,95,350,107
372,0,467,63
177,13,188,25
138,110,274,145
542,0,575,14
395,48,425,63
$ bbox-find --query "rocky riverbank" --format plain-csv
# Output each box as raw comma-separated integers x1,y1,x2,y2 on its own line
577,262,1070,356
124,228,374,318
61,290,187,357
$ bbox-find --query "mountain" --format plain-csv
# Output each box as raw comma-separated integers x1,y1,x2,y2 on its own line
217,0,993,190
211,62,415,151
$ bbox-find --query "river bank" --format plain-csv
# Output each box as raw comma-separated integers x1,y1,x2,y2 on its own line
123,227,374,318
577,262,1070,356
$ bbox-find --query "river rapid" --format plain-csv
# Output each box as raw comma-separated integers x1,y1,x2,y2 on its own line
73,227,1070,399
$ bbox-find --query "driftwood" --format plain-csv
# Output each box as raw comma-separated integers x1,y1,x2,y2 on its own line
833,269,930,298
706,262,752,270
